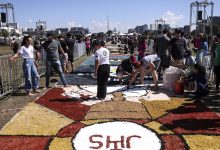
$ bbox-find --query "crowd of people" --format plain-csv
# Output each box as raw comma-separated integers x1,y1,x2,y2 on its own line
8,29,220,99
114,29,220,98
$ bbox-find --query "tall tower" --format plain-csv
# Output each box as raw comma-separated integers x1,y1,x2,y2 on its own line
107,16,110,31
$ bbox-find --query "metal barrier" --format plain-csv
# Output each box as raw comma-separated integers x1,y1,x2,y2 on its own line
73,42,86,60
0,42,86,98
0,54,25,97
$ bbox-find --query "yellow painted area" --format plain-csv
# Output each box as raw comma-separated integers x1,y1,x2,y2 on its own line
183,135,220,150
49,137,73,150
81,119,111,125
0,103,74,136
144,121,174,134
141,98,192,119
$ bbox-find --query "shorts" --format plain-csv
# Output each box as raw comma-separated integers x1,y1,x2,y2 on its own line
68,54,74,62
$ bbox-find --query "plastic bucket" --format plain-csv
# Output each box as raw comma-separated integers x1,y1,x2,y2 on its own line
174,81,184,95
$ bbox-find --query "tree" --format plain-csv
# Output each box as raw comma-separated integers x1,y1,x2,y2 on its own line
0,29,9,45
212,24,220,34
106,30,112,36
142,30,150,38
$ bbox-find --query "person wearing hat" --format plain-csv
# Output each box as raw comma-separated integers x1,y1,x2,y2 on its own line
128,54,161,90
116,55,139,84
39,32,68,88
94,40,110,99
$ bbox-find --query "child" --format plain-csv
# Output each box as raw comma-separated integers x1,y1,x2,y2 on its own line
183,64,209,98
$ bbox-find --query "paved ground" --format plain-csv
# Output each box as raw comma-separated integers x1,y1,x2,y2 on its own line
0,44,219,150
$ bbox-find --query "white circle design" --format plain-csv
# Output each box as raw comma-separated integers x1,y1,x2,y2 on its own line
73,121,161,150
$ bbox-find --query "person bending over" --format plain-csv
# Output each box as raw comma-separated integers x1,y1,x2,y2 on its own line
128,54,161,90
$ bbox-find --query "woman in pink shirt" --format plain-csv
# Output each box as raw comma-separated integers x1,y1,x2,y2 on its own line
138,36,148,61
85,37,91,56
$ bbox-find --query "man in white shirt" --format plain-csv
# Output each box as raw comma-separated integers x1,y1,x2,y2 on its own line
94,40,110,99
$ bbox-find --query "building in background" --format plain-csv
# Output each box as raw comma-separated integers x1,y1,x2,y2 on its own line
184,25,190,35
134,24,148,34
55,28,69,35
128,28,135,33
70,27,89,35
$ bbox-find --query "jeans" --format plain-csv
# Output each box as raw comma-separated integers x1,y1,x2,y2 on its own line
45,60,67,87
22,59,39,92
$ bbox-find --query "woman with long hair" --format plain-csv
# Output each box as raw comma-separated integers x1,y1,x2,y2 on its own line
10,36,40,96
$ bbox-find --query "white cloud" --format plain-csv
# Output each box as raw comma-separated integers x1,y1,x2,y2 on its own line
161,11,184,27
90,20,130,33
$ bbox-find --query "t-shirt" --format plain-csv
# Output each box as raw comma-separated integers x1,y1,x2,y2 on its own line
65,38,75,55
95,47,110,65
138,41,147,54
214,43,220,66
59,39,68,53
141,54,160,67
157,35,170,56
170,37,187,60
201,41,209,56
40,40,61,62
19,45,34,59
86,40,91,48
118,58,133,73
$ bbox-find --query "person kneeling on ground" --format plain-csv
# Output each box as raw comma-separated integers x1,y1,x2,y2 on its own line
182,64,209,98
116,55,139,84
128,54,161,90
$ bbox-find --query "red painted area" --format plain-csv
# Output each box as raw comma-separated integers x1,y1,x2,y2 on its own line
35,88,91,121
161,135,185,150
57,122,86,138
158,101,220,134
0,136,51,150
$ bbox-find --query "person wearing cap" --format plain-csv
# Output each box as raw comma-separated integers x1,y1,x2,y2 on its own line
94,40,110,99
128,54,161,90
116,55,139,84
39,32,68,88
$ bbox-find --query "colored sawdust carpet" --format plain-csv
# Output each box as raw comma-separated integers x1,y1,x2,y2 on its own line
0,87,220,150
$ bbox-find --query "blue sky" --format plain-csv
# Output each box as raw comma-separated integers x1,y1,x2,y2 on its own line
2,0,220,33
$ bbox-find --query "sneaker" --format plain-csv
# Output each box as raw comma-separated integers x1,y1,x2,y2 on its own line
33,90,41,93
91,97,102,100
43,86,52,90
